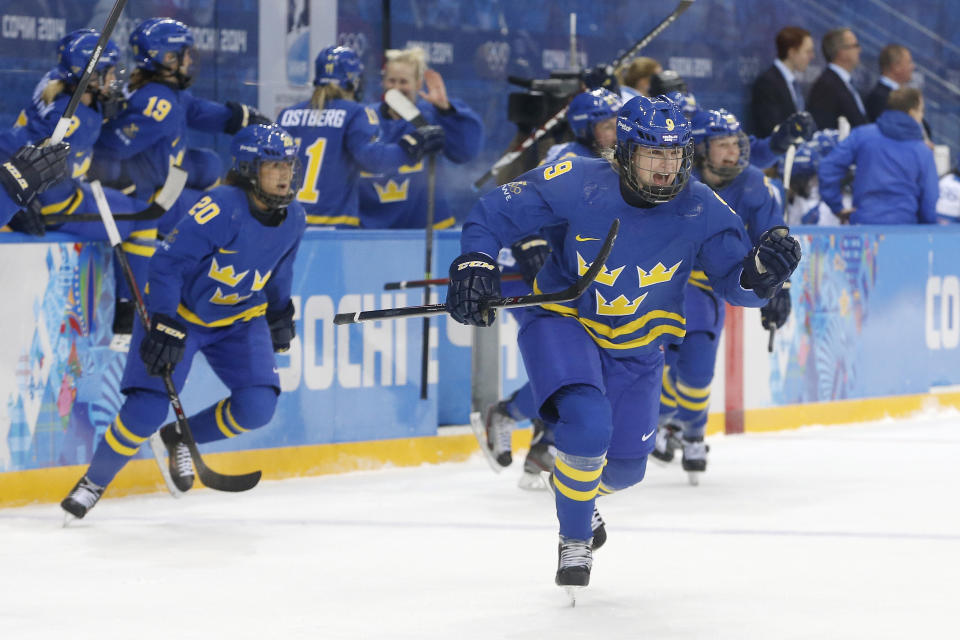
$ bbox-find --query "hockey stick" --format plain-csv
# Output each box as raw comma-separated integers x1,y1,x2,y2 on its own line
44,166,188,225
335,218,619,325
90,180,262,492
383,89,439,400
49,0,128,144
782,143,796,195
472,0,695,190
384,273,523,290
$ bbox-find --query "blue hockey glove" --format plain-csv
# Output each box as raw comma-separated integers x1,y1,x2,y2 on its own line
267,300,296,353
224,102,273,134
510,235,550,287
446,252,501,327
399,125,445,163
740,226,801,299
768,111,816,154
139,313,188,376
0,142,70,207
761,281,792,329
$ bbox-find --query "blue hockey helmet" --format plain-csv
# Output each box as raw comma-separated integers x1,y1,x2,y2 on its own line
779,141,818,180
231,124,302,209
314,45,364,98
664,90,698,120
130,18,194,86
567,88,623,147
811,129,840,158
55,29,120,85
689,108,750,182
614,95,694,204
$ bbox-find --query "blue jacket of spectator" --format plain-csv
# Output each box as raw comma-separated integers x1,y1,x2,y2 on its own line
819,109,938,224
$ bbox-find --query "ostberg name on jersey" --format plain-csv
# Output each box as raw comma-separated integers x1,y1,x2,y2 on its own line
280,108,347,129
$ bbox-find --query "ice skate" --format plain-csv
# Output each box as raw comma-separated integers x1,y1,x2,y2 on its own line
651,423,681,465
681,436,709,486
543,472,607,549
556,536,593,605
518,419,555,490
468,400,515,472
149,422,195,497
61,476,105,524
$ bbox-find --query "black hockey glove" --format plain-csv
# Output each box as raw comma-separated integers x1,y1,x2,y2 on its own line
510,235,550,287
139,313,188,376
398,125,445,163
446,252,501,327
740,226,802,299
582,63,619,93
267,300,296,353
761,281,792,330
224,101,273,134
769,111,816,154
8,199,46,237
0,142,70,207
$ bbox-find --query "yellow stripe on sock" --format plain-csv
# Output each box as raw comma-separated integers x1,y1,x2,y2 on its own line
677,380,711,399
553,476,599,501
554,456,603,483
112,416,148,444
598,482,616,495
225,401,248,433
214,399,238,438
105,427,138,456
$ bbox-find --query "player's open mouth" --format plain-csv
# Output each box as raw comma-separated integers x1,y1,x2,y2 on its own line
652,173,672,185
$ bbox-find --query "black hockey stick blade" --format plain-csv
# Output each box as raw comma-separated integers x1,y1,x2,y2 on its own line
44,166,188,225
336,219,619,324
384,273,524,290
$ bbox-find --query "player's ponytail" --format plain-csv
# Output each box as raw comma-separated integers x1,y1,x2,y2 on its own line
310,83,352,111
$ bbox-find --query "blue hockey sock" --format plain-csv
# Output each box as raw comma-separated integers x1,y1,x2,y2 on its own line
187,386,278,444
553,451,605,540
85,390,169,487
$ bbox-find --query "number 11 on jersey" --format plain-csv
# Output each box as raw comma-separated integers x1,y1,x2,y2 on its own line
295,137,327,203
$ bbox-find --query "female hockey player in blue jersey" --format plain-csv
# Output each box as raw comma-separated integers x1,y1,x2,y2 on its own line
357,46,483,229
653,108,789,483
277,45,445,227
61,123,306,520
476,88,622,493
445,95,801,593
92,17,269,236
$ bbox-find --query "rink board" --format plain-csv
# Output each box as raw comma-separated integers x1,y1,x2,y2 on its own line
1,226,959,506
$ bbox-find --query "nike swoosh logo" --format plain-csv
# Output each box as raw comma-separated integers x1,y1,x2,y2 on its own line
575,234,599,242
219,248,238,254
642,429,655,441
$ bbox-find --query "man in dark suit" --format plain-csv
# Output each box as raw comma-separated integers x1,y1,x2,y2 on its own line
751,26,815,137
865,45,915,121
808,28,868,130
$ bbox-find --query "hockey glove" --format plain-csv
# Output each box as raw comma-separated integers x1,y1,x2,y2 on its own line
398,125,445,163
740,226,802,299
139,313,188,377
761,281,792,329
510,235,550,287
8,199,46,237
224,101,273,134
0,142,70,207
582,63,619,93
267,300,296,353
768,111,816,154
446,252,501,327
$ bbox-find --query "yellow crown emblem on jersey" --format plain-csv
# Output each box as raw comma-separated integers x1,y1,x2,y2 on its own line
208,257,249,288
577,252,623,286
251,269,272,291
210,288,253,305
398,161,424,174
374,178,410,203
637,260,682,287
595,291,647,316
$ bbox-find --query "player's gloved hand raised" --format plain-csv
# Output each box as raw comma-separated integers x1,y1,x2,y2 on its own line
139,313,188,376
582,63,619,93
510,235,550,287
761,281,792,329
267,300,296,353
768,111,816,154
224,101,273,134
399,125,445,163
446,252,501,326
8,200,46,237
0,141,70,207
740,226,802,299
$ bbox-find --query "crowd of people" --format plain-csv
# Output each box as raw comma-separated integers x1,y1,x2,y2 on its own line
0,17,950,599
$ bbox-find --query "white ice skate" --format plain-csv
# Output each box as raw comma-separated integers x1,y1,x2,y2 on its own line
681,437,709,486
469,401,515,473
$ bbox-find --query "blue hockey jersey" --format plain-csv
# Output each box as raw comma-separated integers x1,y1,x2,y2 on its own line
278,98,413,227
148,185,306,328
461,157,766,358
357,98,483,229
542,140,595,165
95,82,232,200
